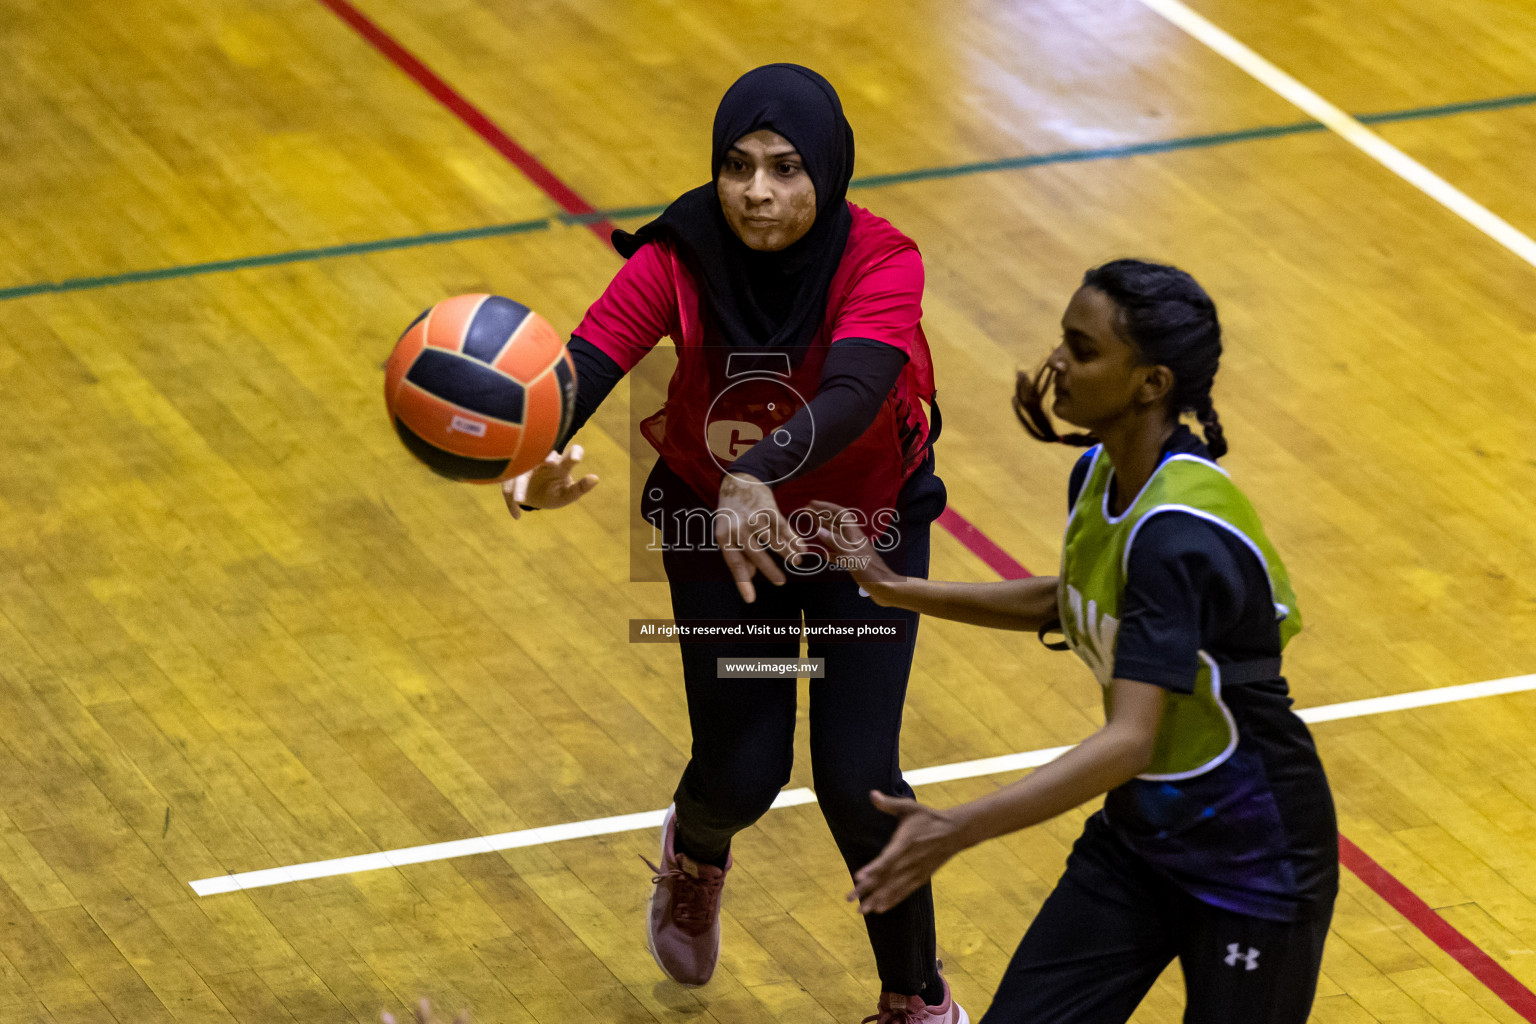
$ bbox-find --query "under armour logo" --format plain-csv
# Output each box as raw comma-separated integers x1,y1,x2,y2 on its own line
1224,943,1260,970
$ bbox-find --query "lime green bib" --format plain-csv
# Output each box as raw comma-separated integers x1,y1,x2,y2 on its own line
1059,447,1301,780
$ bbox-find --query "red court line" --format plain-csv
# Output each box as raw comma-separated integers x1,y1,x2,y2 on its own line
1339,835,1536,1021
936,507,1033,579
303,9,1536,1010
312,0,618,248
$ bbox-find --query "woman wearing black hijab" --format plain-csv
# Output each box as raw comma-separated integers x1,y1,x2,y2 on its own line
504,65,962,1024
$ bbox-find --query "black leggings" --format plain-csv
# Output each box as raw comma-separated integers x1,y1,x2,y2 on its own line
980,813,1332,1024
654,461,941,996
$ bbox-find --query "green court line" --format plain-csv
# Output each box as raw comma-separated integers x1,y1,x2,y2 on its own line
5,89,1535,303
557,204,667,226
0,217,553,302
848,121,1324,190
1357,90,1536,125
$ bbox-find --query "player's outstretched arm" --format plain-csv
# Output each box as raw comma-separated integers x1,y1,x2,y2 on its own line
501,446,600,520
808,500,1058,630
847,677,1165,914
873,575,1060,631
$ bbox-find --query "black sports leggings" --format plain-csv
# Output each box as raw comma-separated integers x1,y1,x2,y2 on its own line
653,460,941,997
980,813,1332,1024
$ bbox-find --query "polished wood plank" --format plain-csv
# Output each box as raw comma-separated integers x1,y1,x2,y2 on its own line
1186,0,1536,113
0,0,556,285
4,0,1536,1021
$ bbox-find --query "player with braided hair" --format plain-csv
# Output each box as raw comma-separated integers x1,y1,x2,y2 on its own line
1194,395,1227,460
813,259,1337,1023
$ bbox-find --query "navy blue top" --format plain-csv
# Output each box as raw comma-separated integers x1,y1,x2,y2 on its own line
1067,427,1338,921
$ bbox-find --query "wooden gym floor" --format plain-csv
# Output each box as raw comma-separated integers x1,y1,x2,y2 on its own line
2,0,1536,1021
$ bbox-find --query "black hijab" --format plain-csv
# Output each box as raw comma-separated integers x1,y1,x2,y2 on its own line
613,64,856,351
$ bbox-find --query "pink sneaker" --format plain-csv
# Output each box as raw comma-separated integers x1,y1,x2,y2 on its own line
642,805,730,987
862,966,968,1024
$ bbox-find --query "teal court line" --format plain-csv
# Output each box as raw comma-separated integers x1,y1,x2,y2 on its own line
3,90,1534,303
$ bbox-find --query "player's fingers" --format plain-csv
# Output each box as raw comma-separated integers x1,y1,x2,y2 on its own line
756,557,787,587
720,545,758,604
853,850,892,894
415,999,433,1024
745,532,786,586
806,502,851,536
865,878,911,915
716,510,765,599
814,525,856,559
856,865,906,915
715,504,740,546
381,1014,397,1024
869,791,921,816
524,450,558,485
501,479,523,520
554,473,599,503
852,875,887,913
781,527,811,565
807,502,865,546
747,513,800,571
776,513,810,555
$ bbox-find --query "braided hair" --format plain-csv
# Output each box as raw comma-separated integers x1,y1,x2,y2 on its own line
1014,259,1227,458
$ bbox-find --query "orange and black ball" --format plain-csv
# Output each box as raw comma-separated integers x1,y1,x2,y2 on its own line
384,294,577,483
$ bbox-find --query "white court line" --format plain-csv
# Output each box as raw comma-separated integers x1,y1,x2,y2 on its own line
189,673,1536,897
1294,674,1536,723
189,788,819,897
1133,0,1536,269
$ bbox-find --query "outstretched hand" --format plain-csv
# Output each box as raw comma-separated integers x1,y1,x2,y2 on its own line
806,501,902,590
716,473,807,603
502,445,599,519
381,997,468,1024
848,791,964,915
